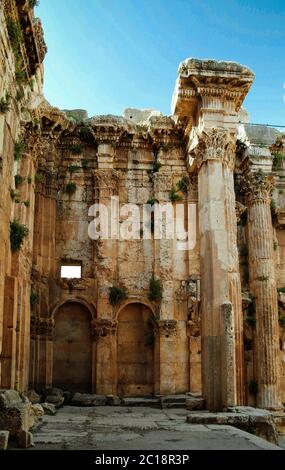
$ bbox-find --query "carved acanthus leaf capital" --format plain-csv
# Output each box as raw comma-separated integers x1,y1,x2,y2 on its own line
31,316,55,340
190,128,236,171
154,320,177,338
91,319,118,340
240,170,274,204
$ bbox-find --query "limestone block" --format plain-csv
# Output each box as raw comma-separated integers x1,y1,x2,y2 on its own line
26,390,41,404
0,390,35,439
41,403,57,415
18,430,34,449
31,404,44,418
43,388,64,408
71,393,97,406
106,395,121,406
185,397,205,411
0,431,9,450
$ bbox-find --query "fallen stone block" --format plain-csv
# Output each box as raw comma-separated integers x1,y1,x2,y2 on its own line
18,430,34,449
31,404,44,418
41,403,57,415
42,388,64,408
0,389,36,440
71,393,97,406
26,389,41,404
95,395,107,406
106,395,121,406
0,430,9,450
186,397,205,411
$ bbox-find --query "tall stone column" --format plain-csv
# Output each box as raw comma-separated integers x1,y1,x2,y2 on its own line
242,169,282,410
172,58,254,410
193,128,240,410
92,319,117,395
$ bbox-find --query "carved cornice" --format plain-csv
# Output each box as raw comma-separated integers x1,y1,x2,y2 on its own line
240,170,274,205
190,128,236,171
31,316,54,340
154,320,177,338
91,319,118,340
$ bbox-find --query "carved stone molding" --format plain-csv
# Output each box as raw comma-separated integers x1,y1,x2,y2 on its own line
91,319,118,341
31,316,54,340
94,169,119,192
154,320,177,338
240,170,274,205
191,128,236,171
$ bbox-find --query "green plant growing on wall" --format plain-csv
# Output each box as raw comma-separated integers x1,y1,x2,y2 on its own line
278,286,285,294
14,174,24,188
15,87,25,101
109,286,127,306
0,92,12,113
34,173,43,183
23,200,30,208
149,277,163,302
27,176,32,184
249,379,258,396
65,182,77,195
147,197,158,206
273,241,278,251
14,140,25,161
10,219,29,252
256,276,269,282
68,164,81,173
272,152,285,171
169,187,182,202
71,144,83,155
177,176,189,194
10,189,19,200
81,159,88,169
7,19,23,50
153,160,162,173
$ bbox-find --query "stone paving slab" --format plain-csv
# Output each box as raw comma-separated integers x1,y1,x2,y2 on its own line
13,406,282,451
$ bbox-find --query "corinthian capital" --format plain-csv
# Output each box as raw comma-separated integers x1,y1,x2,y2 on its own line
240,170,274,205
190,128,236,170
91,319,117,341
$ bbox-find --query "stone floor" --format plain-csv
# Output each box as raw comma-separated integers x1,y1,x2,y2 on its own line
11,406,283,450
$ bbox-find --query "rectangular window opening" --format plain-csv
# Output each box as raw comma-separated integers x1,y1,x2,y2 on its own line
60,264,82,279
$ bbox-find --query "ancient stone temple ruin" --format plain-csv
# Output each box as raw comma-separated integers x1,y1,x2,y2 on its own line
0,0,285,413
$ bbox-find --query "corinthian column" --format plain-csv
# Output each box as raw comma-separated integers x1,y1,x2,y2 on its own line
192,128,242,410
242,170,282,410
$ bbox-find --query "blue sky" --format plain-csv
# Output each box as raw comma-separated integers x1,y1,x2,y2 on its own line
37,0,285,124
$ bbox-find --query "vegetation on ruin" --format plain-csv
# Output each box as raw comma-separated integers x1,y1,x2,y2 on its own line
169,187,183,202
272,152,285,171
16,87,25,102
278,286,285,293
177,176,189,194
81,159,89,169
27,176,32,184
249,379,258,396
71,144,83,155
65,182,77,195
10,219,29,252
0,92,11,114
109,286,127,306
273,241,278,251
14,140,25,161
147,197,158,206
279,316,285,327
10,189,19,201
149,277,163,302
14,174,24,188
24,200,30,208
153,160,162,173
34,173,43,183
7,19,27,85
68,164,81,173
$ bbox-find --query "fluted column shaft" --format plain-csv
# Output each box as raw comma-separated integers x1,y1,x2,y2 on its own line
195,128,243,410
244,171,282,410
